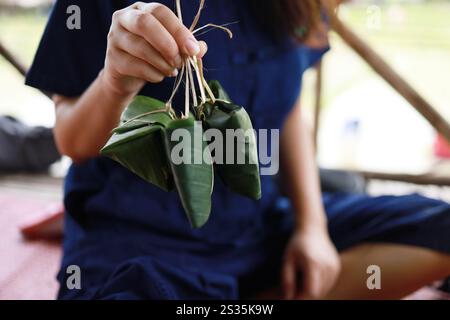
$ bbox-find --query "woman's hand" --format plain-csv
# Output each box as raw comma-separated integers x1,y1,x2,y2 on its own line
282,224,341,300
53,2,209,161
101,2,208,97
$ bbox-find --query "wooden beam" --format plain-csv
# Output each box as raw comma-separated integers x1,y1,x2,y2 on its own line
0,40,52,99
326,5,450,144
354,170,450,187
0,40,27,76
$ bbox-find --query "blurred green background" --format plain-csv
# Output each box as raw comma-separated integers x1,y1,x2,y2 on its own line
302,0,450,117
0,0,449,173
0,2,50,125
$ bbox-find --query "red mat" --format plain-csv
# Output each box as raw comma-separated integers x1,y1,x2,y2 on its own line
0,194,61,300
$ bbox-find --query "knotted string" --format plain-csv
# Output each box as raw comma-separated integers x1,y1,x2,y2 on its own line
170,0,233,118
123,0,233,126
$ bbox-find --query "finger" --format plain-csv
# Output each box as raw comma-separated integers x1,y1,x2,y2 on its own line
297,265,322,300
113,49,165,83
282,257,296,300
114,27,177,77
319,268,333,298
321,267,337,298
323,262,341,296
118,8,182,68
150,4,201,57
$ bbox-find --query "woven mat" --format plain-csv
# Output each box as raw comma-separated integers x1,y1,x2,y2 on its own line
0,192,61,300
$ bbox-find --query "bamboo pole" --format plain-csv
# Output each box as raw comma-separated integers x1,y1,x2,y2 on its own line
0,40,52,99
313,61,323,150
0,40,27,76
354,170,450,187
325,4,450,144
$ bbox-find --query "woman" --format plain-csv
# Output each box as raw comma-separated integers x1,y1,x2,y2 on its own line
26,0,450,299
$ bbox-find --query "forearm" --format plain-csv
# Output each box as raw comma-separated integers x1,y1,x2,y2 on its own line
280,100,341,300
53,70,135,162
280,99,327,231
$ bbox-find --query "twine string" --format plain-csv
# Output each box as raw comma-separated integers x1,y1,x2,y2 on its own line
123,0,234,127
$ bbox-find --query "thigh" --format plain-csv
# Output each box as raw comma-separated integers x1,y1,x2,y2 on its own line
93,256,239,300
249,193,450,299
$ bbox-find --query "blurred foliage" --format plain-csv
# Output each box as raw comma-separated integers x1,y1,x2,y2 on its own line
0,10,48,121
301,0,450,120
0,1,449,123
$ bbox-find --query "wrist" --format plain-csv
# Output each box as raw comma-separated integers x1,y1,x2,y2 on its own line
97,69,136,101
294,209,328,234
94,70,136,119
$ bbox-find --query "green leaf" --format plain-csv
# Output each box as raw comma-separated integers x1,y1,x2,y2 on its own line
208,80,231,101
121,96,166,121
204,81,261,200
163,116,213,228
101,124,174,192
113,96,172,134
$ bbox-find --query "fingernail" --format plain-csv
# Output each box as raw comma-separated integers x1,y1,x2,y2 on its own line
184,38,200,56
171,69,179,77
200,42,208,56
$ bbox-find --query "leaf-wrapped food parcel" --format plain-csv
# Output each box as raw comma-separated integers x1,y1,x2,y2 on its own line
101,125,173,191
204,81,261,200
100,96,174,191
163,116,213,228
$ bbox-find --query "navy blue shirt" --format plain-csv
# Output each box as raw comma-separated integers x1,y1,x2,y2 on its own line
26,0,328,299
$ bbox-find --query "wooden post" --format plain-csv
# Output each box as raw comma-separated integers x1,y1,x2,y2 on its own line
313,61,323,150
325,4,450,144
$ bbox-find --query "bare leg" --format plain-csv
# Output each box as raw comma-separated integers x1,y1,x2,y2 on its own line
255,244,450,300
326,243,450,300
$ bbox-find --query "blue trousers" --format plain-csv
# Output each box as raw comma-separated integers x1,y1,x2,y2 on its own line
57,192,450,300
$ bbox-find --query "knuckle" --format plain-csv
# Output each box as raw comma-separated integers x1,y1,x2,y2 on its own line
151,4,170,17
134,11,149,29
112,9,127,24
112,10,122,21
173,24,189,40
160,39,178,59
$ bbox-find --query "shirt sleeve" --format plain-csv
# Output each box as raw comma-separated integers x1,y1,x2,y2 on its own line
298,45,330,75
25,0,116,97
